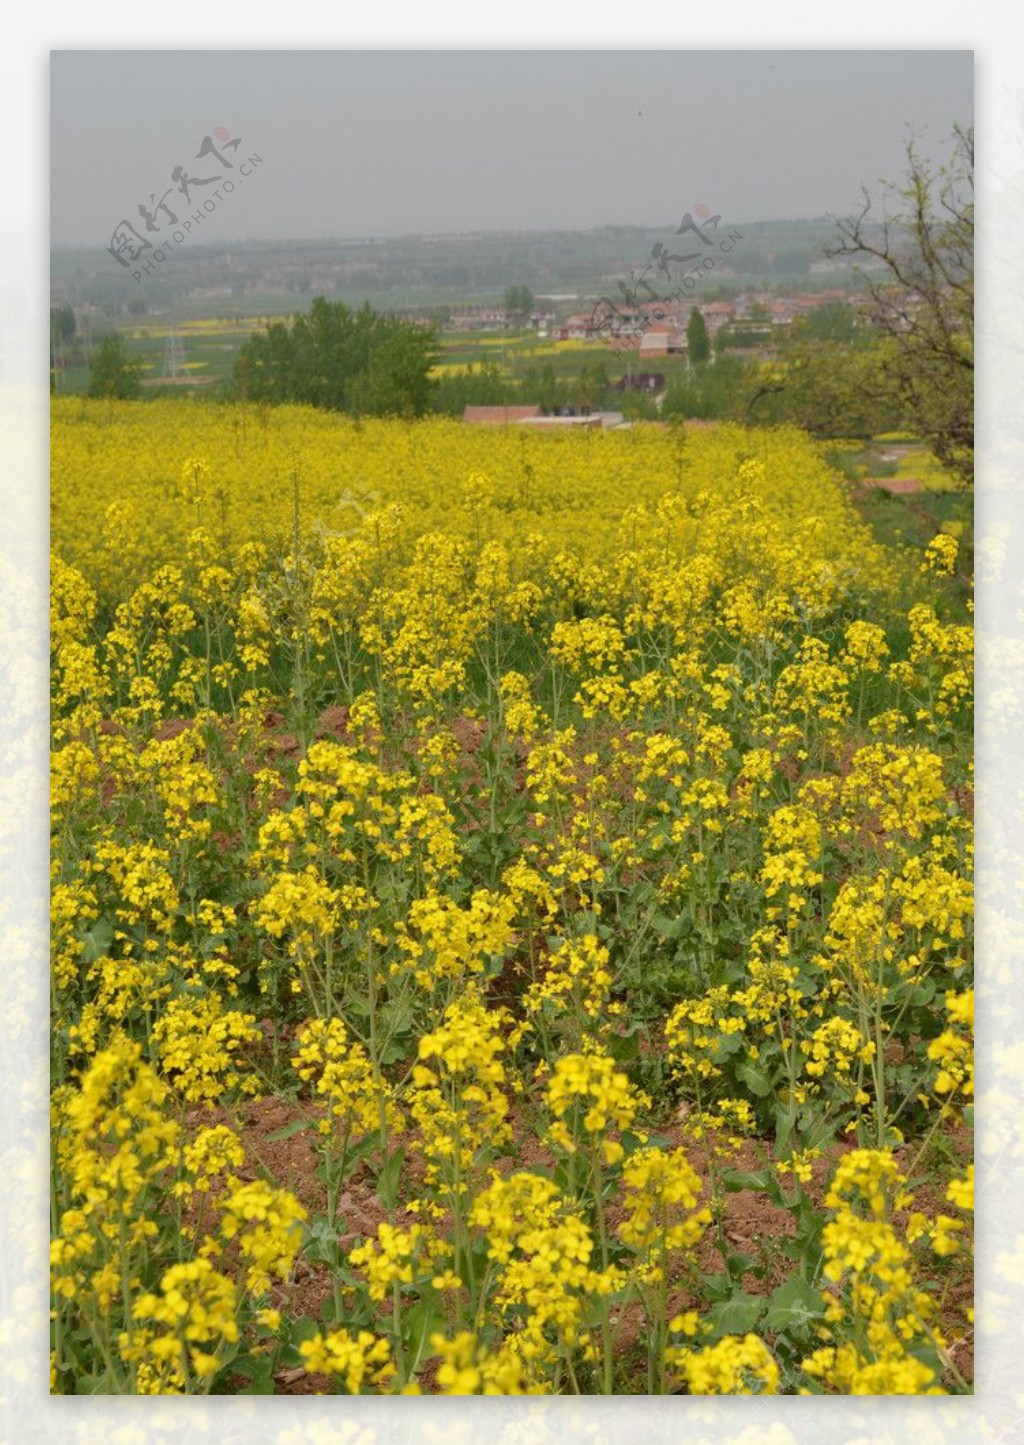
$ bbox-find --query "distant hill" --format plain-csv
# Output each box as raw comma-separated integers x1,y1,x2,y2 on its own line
51,217,875,322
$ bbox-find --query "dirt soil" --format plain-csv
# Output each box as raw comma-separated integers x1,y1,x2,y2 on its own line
208,1064,972,1395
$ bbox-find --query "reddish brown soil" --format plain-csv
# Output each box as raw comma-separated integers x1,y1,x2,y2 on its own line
183,1085,972,1396
861,477,923,494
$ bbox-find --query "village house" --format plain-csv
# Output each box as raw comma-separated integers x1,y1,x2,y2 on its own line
449,308,507,332
461,404,543,424
518,410,627,430
462,405,628,429
636,323,674,359
553,312,601,342
695,299,735,336
612,371,666,393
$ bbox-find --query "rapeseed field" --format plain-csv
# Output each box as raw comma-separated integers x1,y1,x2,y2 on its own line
50,400,973,1395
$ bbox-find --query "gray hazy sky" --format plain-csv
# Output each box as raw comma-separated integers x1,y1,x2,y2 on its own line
50,50,972,246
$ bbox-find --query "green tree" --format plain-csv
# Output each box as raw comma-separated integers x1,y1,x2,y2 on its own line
50,303,77,391
503,286,534,327
622,388,658,422
234,298,438,417
50,303,76,350
800,300,857,342
828,125,973,483
715,322,776,355
574,364,597,416
686,308,711,366
661,355,750,422
87,334,143,400
528,362,568,416
359,325,438,419
431,361,512,416
744,339,904,438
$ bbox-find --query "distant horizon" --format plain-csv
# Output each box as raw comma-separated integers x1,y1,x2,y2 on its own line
49,211,865,253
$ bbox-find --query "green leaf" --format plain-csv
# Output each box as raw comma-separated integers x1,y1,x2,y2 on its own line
723,1169,773,1193
74,1372,111,1394
762,1276,826,1335
774,1103,798,1154
265,1117,312,1143
379,1037,412,1066
792,1106,835,1151
228,1351,275,1394
727,1252,756,1276
701,1271,733,1303
81,918,114,963
652,913,686,940
634,1129,671,1152
320,1293,348,1324
705,1291,765,1338
736,1059,773,1097
376,1145,406,1214
402,1298,446,1371
782,1206,825,1269
607,1030,640,1063
303,1216,344,1267
714,1031,746,1060
289,1315,325,1346
910,977,938,1006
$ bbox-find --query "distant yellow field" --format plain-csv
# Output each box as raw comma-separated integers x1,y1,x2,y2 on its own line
51,399,899,606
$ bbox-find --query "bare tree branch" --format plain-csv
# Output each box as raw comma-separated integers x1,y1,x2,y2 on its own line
826,127,973,485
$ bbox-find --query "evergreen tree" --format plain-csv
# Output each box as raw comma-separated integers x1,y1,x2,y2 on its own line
87,334,143,400
686,308,711,366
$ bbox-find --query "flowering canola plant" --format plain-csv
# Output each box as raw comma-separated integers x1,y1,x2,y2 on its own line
51,402,972,1394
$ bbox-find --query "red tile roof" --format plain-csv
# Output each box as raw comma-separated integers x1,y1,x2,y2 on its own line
462,405,543,424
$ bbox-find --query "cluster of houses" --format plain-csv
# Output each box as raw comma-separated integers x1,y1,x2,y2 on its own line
548,289,856,358
456,286,865,427
448,306,557,334
462,405,628,429
445,289,858,369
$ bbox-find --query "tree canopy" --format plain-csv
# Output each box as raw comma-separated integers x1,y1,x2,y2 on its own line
51,303,76,350
233,297,439,418
503,286,535,325
828,125,973,484
87,334,143,400
686,308,711,366
744,339,905,439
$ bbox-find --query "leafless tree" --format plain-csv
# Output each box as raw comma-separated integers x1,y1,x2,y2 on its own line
828,125,974,485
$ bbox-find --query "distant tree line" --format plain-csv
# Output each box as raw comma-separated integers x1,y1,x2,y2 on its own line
60,288,933,449
61,122,972,486
430,358,613,418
